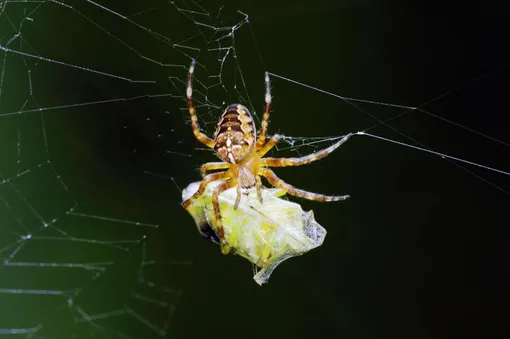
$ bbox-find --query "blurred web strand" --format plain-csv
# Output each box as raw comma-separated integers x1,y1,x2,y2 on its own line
355,132,510,177
0,0,252,125
0,0,225,336
268,72,510,195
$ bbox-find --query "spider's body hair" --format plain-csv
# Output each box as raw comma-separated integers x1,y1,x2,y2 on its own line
214,104,256,164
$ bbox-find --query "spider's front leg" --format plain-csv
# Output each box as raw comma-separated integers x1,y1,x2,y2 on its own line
212,179,237,254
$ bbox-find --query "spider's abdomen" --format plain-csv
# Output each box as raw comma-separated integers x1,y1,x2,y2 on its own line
214,104,256,164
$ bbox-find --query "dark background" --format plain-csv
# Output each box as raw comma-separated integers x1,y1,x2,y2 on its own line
0,1,509,338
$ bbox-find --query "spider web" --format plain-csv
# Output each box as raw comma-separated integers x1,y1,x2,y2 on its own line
0,0,509,338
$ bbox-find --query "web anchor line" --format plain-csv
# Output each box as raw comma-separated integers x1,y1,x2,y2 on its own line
269,71,510,194
355,132,510,177
268,71,510,149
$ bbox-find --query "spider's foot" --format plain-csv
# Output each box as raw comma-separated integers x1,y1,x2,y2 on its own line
220,241,231,255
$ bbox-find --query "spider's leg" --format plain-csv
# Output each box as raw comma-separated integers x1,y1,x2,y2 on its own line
200,161,229,178
262,133,352,167
187,59,214,148
256,72,272,150
182,171,230,209
212,179,237,254
257,134,281,157
259,168,350,202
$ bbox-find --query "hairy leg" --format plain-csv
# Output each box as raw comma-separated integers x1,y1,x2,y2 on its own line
200,161,229,177
212,179,237,254
259,168,350,202
262,133,352,167
182,172,229,209
257,134,281,157
255,72,272,149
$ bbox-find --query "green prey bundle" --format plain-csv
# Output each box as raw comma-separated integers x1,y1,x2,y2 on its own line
182,181,327,285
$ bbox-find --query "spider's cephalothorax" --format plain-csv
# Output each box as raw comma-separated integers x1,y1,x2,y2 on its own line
182,59,352,254
213,104,256,165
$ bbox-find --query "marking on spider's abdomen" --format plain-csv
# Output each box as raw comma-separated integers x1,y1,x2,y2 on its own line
214,104,256,163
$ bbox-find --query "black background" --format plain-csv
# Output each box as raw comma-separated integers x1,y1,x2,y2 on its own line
0,1,509,338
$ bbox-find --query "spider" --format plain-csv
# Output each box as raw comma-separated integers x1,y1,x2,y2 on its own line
182,59,352,254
